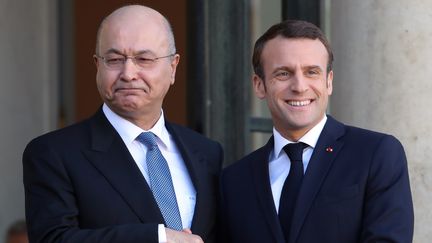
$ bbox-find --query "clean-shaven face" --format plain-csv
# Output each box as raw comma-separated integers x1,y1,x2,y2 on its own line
253,36,333,141
95,8,179,123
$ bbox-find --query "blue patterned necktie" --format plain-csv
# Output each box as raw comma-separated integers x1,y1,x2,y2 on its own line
137,132,183,230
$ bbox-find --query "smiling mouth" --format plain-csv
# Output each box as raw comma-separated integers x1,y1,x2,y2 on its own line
286,100,312,107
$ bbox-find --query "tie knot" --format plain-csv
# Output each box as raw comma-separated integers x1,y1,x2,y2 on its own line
283,142,307,163
137,132,157,149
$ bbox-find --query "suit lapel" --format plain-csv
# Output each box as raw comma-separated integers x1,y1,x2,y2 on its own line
251,138,286,243
165,123,211,235
82,110,164,223
289,116,346,243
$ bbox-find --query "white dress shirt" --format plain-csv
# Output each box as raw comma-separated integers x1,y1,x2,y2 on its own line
269,115,327,212
103,104,196,242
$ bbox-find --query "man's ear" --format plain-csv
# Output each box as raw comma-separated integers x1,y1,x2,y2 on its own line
93,55,99,68
169,54,180,85
253,74,266,99
326,70,333,95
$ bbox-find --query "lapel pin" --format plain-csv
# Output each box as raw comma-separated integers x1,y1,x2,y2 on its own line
325,147,333,152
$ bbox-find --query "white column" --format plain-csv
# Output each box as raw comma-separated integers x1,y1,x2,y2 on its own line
329,0,432,242
0,0,58,239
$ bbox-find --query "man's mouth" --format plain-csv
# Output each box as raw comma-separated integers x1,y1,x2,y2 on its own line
115,87,147,93
286,99,312,107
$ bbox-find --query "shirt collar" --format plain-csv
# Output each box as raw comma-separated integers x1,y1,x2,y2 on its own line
273,115,327,159
102,104,171,149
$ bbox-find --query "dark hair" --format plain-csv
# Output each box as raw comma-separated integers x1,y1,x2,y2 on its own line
252,20,333,79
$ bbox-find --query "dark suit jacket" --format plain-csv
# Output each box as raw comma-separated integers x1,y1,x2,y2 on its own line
23,109,223,243
220,116,414,243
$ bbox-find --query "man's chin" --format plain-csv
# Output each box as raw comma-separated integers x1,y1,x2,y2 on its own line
283,117,313,131
109,102,141,114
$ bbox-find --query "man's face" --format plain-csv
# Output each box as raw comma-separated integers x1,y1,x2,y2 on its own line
253,37,333,141
95,14,179,121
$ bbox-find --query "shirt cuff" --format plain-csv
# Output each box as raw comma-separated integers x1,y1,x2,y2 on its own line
158,224,167,243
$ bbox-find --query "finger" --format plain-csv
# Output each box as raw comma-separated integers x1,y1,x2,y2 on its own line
182,228,192,234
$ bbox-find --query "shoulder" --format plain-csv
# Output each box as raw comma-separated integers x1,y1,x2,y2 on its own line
226,146,264,169
345,125,407,166
344,124,403,150
327,116,403,149
167,122,222,149
222,142,270,179
24,116,95,155
328,118,407,173
167,122,224,171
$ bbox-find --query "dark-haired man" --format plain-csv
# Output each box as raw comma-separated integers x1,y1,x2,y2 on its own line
220,20,414,243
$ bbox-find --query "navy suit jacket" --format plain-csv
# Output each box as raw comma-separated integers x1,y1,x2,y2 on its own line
23,109,223,243
220,116,413,243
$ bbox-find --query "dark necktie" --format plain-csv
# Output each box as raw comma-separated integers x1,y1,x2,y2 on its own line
279,142,307,242
137,132,183,230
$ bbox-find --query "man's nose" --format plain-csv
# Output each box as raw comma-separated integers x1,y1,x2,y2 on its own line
120,58,139,81
290,73,308,93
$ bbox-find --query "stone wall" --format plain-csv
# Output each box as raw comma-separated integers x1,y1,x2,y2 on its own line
0,0,58,239
330,0,432,241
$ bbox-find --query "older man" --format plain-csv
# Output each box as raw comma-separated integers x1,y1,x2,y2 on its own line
23,5,222,243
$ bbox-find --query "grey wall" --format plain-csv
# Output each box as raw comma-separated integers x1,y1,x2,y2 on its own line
330,0,432,242
0,0,58,239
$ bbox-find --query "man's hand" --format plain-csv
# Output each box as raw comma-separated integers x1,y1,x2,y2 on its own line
166,228,203,243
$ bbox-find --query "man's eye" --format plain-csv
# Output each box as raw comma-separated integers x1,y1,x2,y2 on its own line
106,58,124,64
307,70,320,76
275,71,290,80
136,57,154,64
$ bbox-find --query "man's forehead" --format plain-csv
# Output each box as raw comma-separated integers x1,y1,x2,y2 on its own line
103,13,163,33
102,20,164,37
262,37,328,60
96,5,172,55
106,5,162,23
100,5,166,37
98,16,168,51
265,36,325,50
259,37,329,74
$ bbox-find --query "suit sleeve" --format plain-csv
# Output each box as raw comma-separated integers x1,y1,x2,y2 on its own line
360,135,414,243
218,169,233,243
23,140,159,243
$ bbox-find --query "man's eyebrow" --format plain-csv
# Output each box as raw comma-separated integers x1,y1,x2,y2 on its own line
104,48,123,55
135,50,156,56
272,66,293,74
302,65,323,71
103,48,156,56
